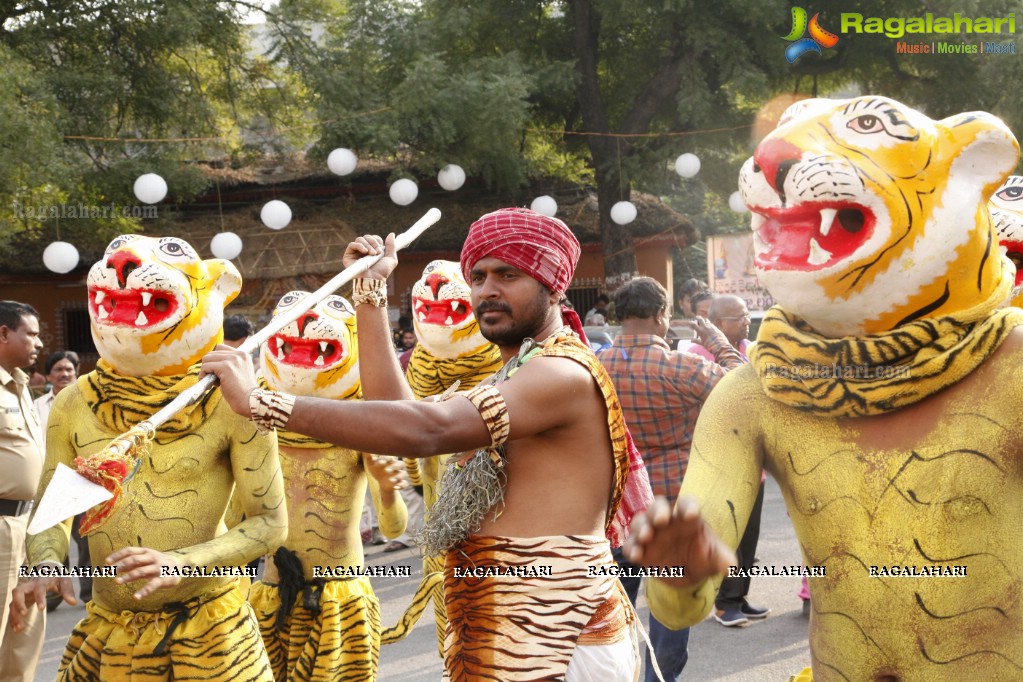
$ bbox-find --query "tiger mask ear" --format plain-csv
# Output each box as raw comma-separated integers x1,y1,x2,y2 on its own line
939,111,1020,201
204,258,243,308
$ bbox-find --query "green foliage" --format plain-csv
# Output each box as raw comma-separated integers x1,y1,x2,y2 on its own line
0,0,309,266
277,0,550,189
3,0,1022,274
0,45,67,255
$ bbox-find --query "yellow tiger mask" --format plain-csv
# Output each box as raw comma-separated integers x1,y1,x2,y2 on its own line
738,96,1019,337
992,175,1023,307
411,260,489,359
87,234,241,376
260,290,360,400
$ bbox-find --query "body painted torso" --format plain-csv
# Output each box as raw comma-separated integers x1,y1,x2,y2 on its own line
266,444,372,582
689,337,1023,680
31,380,282,612
260,291,404,582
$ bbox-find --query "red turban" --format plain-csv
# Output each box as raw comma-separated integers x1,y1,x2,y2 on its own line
460,207,587,341
460,208,581,294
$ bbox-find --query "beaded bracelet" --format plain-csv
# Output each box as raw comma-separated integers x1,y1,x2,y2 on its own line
352,278,388,307
248,388,296,432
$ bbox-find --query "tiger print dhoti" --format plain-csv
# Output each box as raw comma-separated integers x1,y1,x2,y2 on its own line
58,580,271,682
444,535,637,681
249,577,380,682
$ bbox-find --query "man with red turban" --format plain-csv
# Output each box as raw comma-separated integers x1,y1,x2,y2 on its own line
203,207,661,681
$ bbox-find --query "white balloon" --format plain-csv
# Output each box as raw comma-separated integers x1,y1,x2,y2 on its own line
530,195,558,217
261,200,292,230
437,164,466,191
610,200,637,225
674,153,701,179
133,173,168,204
42,241,79,274
210,232,243,260
729,191,749,213
327,148,358,176
389,178,418,206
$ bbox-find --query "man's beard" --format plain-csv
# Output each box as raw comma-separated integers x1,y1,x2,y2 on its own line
475,288,553,348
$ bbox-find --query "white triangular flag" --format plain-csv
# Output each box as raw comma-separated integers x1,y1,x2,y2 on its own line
28,463,113,535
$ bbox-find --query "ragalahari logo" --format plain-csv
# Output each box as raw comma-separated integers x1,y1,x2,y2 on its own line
784,7,839,63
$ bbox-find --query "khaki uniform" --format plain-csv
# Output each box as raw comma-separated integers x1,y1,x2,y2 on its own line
0,365,45,682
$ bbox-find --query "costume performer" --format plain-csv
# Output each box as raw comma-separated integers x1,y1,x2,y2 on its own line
16,235,287,682
991,175,1023,308
421,210,646,681
433,330,637,681
636,96,1023,681
401,259,502,654
247,290,407,681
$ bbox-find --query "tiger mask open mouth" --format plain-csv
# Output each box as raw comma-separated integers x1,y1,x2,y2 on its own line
411,260,490,359
739,95,1019,337
87,235,241,376
260,291,360,401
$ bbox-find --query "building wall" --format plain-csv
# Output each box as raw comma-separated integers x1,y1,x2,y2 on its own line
0,276,96,374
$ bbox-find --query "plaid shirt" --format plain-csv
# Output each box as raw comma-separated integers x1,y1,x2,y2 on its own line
597,331,744,498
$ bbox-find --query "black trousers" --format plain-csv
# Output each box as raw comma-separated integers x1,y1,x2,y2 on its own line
715,480,765,610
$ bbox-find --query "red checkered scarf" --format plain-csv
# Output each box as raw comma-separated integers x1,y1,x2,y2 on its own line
460,207,587,341
609,427,655,547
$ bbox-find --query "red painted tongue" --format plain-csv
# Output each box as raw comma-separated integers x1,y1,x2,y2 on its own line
283,338,323,367
101,289,175,326
417,298,471,326
757,214,819,267
106,290,144,325
770,216,818,265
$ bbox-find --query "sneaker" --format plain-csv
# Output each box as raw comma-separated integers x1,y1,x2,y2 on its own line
714,608,749,627
740,601,771,619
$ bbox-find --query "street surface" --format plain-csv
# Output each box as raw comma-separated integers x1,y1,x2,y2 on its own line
34,477,811,680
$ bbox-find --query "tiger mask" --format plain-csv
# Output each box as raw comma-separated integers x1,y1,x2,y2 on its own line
992,176,1023,307
411,260,489,359
739,95,1019,337
260,291,360,400
88,235,241,377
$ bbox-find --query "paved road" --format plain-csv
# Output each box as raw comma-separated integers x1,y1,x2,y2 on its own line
34,477,811,680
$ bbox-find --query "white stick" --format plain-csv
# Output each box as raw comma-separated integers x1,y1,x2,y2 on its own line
29,209,442,537
142,207,441,430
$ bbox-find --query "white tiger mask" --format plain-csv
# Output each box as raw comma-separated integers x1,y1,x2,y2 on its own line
739,96,1019,337
411,260,489,360
260,291,360,400
88,235,241,377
